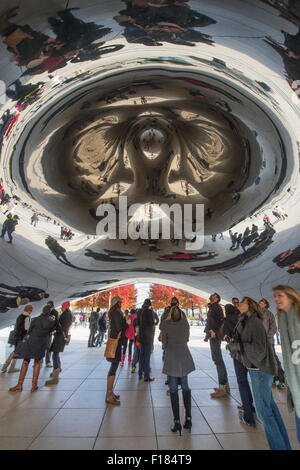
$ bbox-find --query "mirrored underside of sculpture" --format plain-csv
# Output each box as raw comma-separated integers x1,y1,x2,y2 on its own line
0,0,299,326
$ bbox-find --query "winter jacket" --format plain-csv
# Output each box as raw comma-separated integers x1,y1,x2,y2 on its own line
162,318,195,377
14,312,31,346
3,215,18,232
125,313,137,340
261,308,277,344
204,302,224,335
227,313,277,375
89,311,100,330
98,313,107,333
138,306,155,344
106,308,127,363
14,313,56,361
223,306,239,339
50,309,73,353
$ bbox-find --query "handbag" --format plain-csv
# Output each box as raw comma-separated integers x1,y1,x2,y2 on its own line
8,329,16,346
104,331,121,359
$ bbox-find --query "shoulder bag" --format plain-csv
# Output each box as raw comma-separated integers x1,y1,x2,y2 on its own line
104,331,121,359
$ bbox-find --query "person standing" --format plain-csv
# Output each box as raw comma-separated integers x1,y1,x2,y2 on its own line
9,306,56,392
0,214,19,243
1,304,33,374
88,308,100,347
258,298,286,389
95,311,107,347
131,313,141,373
121,309,136,367
228,296,291,450
105,296,127,405
45,301,73,386
273,285,300,443
205,293,229,398
138,299,155,382
44,300,59,368
224,303,257,427
161,305,195,435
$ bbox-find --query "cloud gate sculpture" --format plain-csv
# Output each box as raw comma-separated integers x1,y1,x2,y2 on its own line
0,0,300,326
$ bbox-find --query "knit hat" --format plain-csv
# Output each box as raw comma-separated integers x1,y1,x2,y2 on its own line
62,301,70,309
111,296,122,307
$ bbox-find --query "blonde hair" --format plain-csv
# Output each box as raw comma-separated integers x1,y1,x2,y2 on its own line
273,285,300,323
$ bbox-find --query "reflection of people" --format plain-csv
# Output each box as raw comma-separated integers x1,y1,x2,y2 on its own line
45,236,69,263
273,244,300,273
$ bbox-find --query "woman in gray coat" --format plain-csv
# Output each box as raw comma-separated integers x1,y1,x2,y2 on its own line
161,306,195,435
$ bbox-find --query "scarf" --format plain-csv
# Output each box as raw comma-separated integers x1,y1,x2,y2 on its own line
279,306,300,417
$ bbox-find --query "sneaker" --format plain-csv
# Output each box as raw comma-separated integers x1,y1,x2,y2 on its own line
131,367,136,374
144,377,155,382
166,389,170,396
239,415,256,428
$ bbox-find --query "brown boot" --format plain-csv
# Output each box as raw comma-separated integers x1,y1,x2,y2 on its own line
1,352,14,372
45,368,60,386
31,360,42,392
9,360,29,392
210,387,227,399
106,375,120,405
8,358,20,374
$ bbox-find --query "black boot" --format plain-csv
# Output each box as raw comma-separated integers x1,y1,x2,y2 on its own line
170,392,182,435
182,390,192,432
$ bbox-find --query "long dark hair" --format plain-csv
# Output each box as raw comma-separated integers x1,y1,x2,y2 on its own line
242,297,264,320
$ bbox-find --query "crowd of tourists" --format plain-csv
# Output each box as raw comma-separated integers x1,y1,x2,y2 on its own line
1,285,299,450
104,287,300,450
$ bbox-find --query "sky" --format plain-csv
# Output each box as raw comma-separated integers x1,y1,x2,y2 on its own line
135,282,151,308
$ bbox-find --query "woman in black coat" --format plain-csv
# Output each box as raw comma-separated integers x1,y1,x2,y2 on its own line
45,301,73,386
105,296,127,405
2,304,33,374
9,306,56,392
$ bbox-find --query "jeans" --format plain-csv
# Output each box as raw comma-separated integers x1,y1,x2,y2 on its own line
296,412,300,443
53,352,61,370
249,369,291,450
132,342,140,367
169,376,189,393
275,331,281,345
88,328,97,347
1,226,13,242
139,344,152,379
233,358,256,425
95,331,105,347
209,338,228,386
